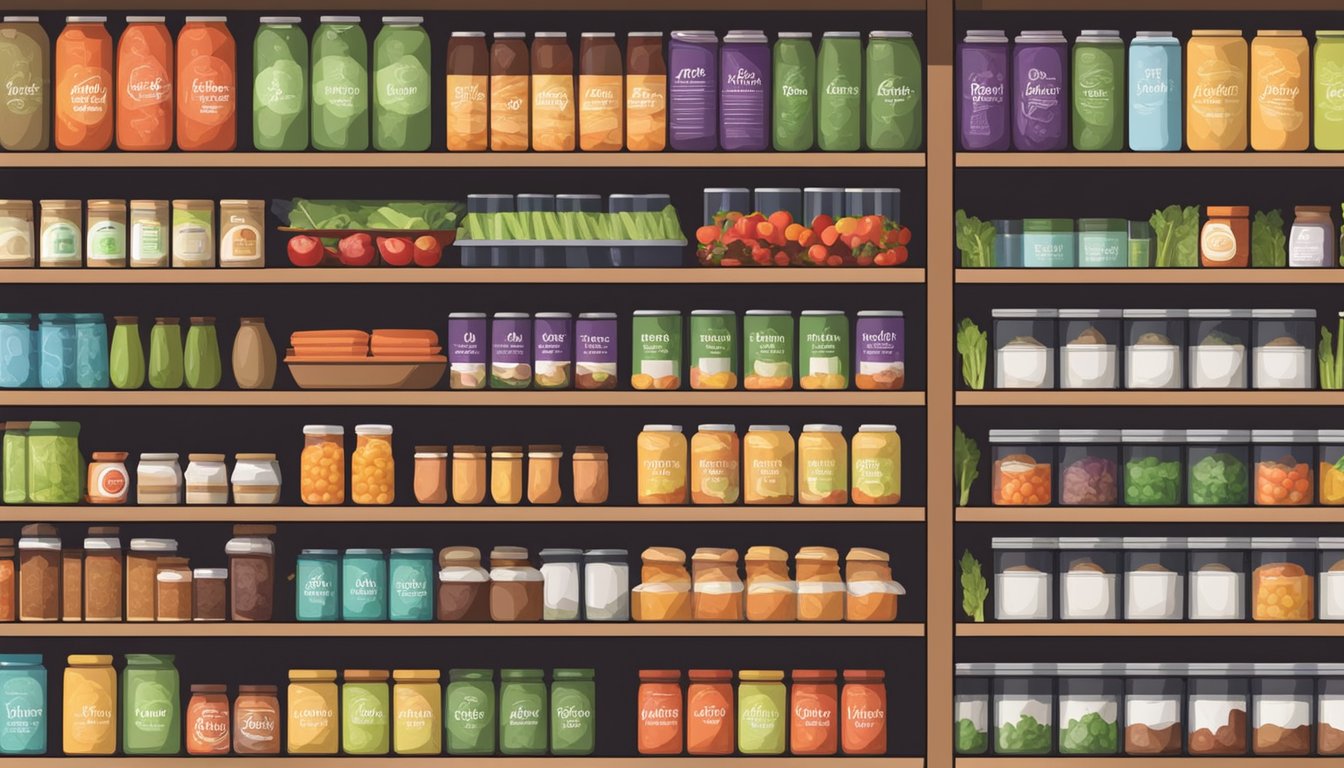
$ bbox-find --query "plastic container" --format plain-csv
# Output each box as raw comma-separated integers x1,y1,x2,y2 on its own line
1059,309,1119,389
1187,663,1250,755
1056,663,1121,754
1058,537,1121,620
992,309,1056,389
1124,309,1186,389
989,429,1055,506
1188,309,1250,389
1251,663,1313,755
992,663,1054,754
1057,429,1119,506
1252,309,1316,389
1252,429,1314,506
1124,663,1184,755
1188,537,1248,620
992,537,1055,620
1122,429,1184,506
1123,536,1185,620
954,664,991,755
1187,430,1250,505
1250,537,1315,621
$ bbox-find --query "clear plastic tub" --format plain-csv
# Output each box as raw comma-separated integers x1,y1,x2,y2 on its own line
1124,663,1184,755
990,429,1056,506
1252,664,1314,755
992,537,1055,621
1187,663,1250,755
1187,537,1248,621
992,309,1057,389
1059,309,1119,389
1123,536,1185,620
992,663,1054,755
1057,663,1121,754
954,663,991,755
1124,309,1186,389
1188,309,1250,389
1058,537,1121,620
1252,309,1316,389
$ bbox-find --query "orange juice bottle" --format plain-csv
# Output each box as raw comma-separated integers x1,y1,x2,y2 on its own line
1250,30,1309,151
54,16,113,151
117,16,174,151
625,32,667,151
1186,30,1248,151
177,16,236,151
531,32,575,151
578,32,622,151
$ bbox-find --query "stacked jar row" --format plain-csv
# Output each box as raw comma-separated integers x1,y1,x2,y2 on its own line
993,536,1344,622
955,662,1344,757
989,428,1340,507
993,308,1315,390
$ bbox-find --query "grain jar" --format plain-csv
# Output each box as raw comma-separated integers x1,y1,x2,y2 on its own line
82,527,122,622
61,549,80,622
452,445,487,504
233,685,280,754
413,446,448,505
489,546,543,622
192,568,227,621
437,546,490,622
0,539,14,622
17,524,59,621
126,538,177,621
527,444,563,504
155,557,193,621
230,453,281,504
844,547,904,622
352,425,394,505
227,525,275,621
136,453,182,504
185,454,229,504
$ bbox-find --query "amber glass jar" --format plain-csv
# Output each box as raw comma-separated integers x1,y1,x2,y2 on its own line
572,446,609,504
527,445,563,504
453,445,487,504
187,684,231,755
126,538,176,622
0,538,13,622
745,545,795,621
413,446,448,505
193,568,227,621
156,557,193,621
61,549,81,622
234,685,281,754
83,526,123,621
17,524,59,622
300,425,345,505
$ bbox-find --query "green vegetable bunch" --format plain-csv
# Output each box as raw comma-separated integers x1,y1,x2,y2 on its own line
1148,205,1198,267
1189,452,1249,505
1124,456,1181,505
459,206,683,242
1251,209,1287,267
956,318,988,390
997,714,1052,755
1060,712,1118,755
954,427,981,506
1321,313,1344,391
956,718,989,754
959,549,987,623
288,199,465,231
955,209,995,268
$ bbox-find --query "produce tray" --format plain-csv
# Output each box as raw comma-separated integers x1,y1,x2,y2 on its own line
279,227,457,245
284,357,447,390
457,239,688,268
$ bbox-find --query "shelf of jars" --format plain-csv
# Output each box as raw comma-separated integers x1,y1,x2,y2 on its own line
27,0,926,9
957,0,1338,8
0,268,928,285
0,391,927,407
955,761,1342,768
955,269,1344,285
956,623,1344,637
0,152,927,169
0,622,927,638
0,759,926,768
954,153,1344,169
955,392,1338,407
955,507,1344,523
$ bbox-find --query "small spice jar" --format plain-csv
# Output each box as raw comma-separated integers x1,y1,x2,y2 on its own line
185,453,229,504
126,538,177,622
186,684,231,755
136,453,183,504
1201,206,1250,267
352,424,395,505
82,526,122,622
156,557,193,621
527,444,563,504
0,538,14,622
172,199,215,268
227,524,275,621
437,546,490,621
86,452,130,504
193,568,227,622
490,446,524,504
231,453,281,504
413,446,448,505
17,524,59,622
234,684,281,754
453,445,487,504
301,425,346,506
572,446,609,504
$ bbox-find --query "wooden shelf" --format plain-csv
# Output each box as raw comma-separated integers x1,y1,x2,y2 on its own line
0,267,925,285
959,0,1340,7
957,391,1334,407
2,622,925,638
0,390,926,407
0,759,922,767
26,0,925,8
957,506,1344,523
957,152,1343,168
958,760,1344,768
0,505,924,523
957,268,1344,284
959,623,1344,637
1,151,924,169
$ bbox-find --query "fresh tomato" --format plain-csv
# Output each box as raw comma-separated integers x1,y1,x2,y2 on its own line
807,244,829,264
767,210,793,232
810,213,835,233
821,226,840,247
377,236,414,267
337,233,376,267
695,225,721,245
413,235,444,267
287,235,324,268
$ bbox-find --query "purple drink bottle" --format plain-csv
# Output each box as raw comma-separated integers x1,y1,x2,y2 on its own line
719,29,770,151
669,30,719,150
1013,30,1068,151
958,30,1010,150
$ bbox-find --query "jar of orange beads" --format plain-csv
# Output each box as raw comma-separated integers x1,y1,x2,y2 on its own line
989,429,1055,506
352,425,395,505
1253,430,1314,506
301,425,345,506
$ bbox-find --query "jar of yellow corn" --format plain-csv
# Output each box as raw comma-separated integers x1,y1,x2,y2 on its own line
301,425,345,505
352,425,395,505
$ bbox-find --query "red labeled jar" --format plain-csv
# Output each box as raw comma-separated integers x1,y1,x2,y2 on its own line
638,669,684,755
841,669,887,755
187,684,231,755
686,669,733,755
791,669,839,755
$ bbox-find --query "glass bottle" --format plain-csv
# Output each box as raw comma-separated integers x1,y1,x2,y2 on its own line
184,317,221,390
232,317,276,390
148,317,184,390
109,316,145,390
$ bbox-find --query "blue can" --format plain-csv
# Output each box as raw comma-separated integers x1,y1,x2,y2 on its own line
37,313,76,389
0,654,46,755
343,548,387,621
73,313,109,389
1128,31,1182,151
296,549,340,622
0,314,36,388
389,548,435,622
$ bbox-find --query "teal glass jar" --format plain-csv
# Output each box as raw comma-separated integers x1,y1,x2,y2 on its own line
72,313,109,389
1022,218,1076,268
992,219,1022,267
550,668,596,756
389,548,434,622
343,548,387,621
499,669,547,755
122,653,181,755
296,549,340,621
1077,218,1128,268
445,669,496,755
0,654,46,755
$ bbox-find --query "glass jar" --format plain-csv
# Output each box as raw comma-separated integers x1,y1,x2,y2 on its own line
227,525,275,621
72,314,108,389
296,549,339,622
990,429,1055,506
1253,429,1314,506
1057,429,1119,506
1058,537,1120,620
744,425,794,504
489,446,523,504
185,453,229,504
992,537,1055,621
183,317,221,390
87,451,129,504
343,548,388,621
218,200,265,268
742,309,795,390
992,663,1054,755
38,199,80,268
844,547,903,622
37,313,75,389
489,546,543,622
109,316,145,390
155,557,193,621
186,683,230,755
85,199,126,268
129,200,169,268
437,546,490,622
1251,537,1315,621
343,669,391,755
632,547,691,622
498,668,545,755
490,312,532,389
1124,537,1185,620
744,545,794,622
1058,309,1119,389
1319,664,1344,754
539,548,583,621
413,447,448,505
992,309,1057,389
1124,309,1186,389
1124,663,1184,755
686,668,732,756
287,669,338,755
550,668,596,756
1187,663,1249,755
0,201,35,269
1321,430,1344,505
0,540,14,623
231,453,281,504
1122,429,1184,506
389,549,434,622
136,453,182,504
82,527,123,621
637,425,688,505
61,548,79,622
1289,205,1335,267
17,524,59,621
1057,663,1121,754
126,538,176,622
1200,206,1250,267
452,445,487,504
583,548,629,621
790,668,837,755
796,545,844,621
738,669,787,755
1321,538,1344,621
1252,309,1316,389
301,425,345,506
851,424,901,504
1187,430,1251,505
172,200,214,268
799,424,847,505
691,424,740,505
233,685,281,754
1252,664,1313,755
954,664,991,755
637,669,683,755
1188,537,1248,620
1078,218,1128,268
1022,218,1075,267
193,568,227,621
148,317,183,390
352,425,394,505
692,547,744,621
1188,309,1250,389
527,445,563,504
572,446,609,504
2,423,27,504
0,314,36,389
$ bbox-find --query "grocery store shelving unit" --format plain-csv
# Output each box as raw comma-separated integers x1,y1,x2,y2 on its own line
0,760,923,768
957,391,1344,406
958,623,1344,637
955,151,1344,167
957,268,1344,284
0,390,927,406
3,623,927,638
956,761,1344,768
0,151,926,168
957,506,1344,523
0,267,927,284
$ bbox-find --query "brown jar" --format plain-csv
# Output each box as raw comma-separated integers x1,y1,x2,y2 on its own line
745,545,796,622
844,547,904,623
572,446,609,504
447,32,489,151
187,684,231,755
0,538,13,622
691,547,744,621
797,546,844,622
453,445,488,504
227,524,275,621
489,32,530,152
437,546,490,621
18,524,60,622
632,546,691,621
414,446,449,505
61,549,81,621
578,32,623,151
233,318,277,390
83,526,122,622
126,538,177,622
625,32,667,152
527,444,563,504
531,32,576,152
156,557,193,621
193,568,228,621
234,684,281,754
488,545,543,621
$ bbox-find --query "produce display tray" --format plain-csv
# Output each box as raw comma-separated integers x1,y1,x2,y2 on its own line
457,239,688,268
284,357,447,390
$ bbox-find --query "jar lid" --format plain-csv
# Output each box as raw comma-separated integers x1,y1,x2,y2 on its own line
746,309,791,316
535,311,572,319
416,444,449,452
745,545,788,562
382,16,424,24
233,524,276,536
842,669,886,682
235,453,277,461
955,663,996,676
1058,536,1122,549
584,548,628,561
17,538,60,551
344,669,391,681
1186,429,1250,443
303,425,345,436
1059,308,1121,319
692,547,739,563
1188,536,1250,549
792,669,838,681
740,670,785,682
346,548,384,556
156,569,189,582
992,308,1057,319
640,669,682,681
290,669,338,681
1122,536,1186,550
20,523,57,537
633,310,678,317
130,538,178,552
449,312,486,319
991,537,1057,550
188,453,226,462
1057,429,1120,443
1189,308,1251,319
578,312,617,319
1319,538,1344,550
553,668,595,680
1252,429,1315,443
803,424,843,433
989,429,1055,443
259,17,302,24
84,537,122,550
439,566,488,582
318,16,360,22
393,669,440,681
139,452,180,462
642,425,682,432
540,548,584,561
747,425,790,432
527,445,563,457
225,538,275,555
845,547,890,562
697,424,736,432
493,312,529,319
301,549,338,556
1206,205,1250,217
688,669,732,681
857,310,904,318
391,548,434,556
191,684,228,693
193,568,228,579
1320,430,1344,443
1122,429,1183,444
501,669,545,681
355,424,393,436
490,545,530,560
641,546,686,564
91,451,128,462
238,685,278,694
68,655,113,666
1252,536,1316,550
439,546,482,566
1123,308,1188,319
448,669,493,681
796,545,841,560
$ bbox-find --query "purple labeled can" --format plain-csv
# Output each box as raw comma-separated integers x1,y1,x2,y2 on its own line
720,29,770,151
959,30,1010,150
1013,30,1068,151
490,312,532,390
448,312,488,390
576,312,618,390
855,310,905,390
669,30,719,151
533,312,574,390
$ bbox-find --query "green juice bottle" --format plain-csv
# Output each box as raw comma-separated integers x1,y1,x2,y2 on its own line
342,670,390,755
253,17,309,151
312,16,369,151
817,32,862,151
373,16,431,151
446,669,495,755
549,669,595,756
772,32,815,151
865,31,922,150
499,669,547,756
122,654,180,755
736,670,785,755
1072,30,1124,151
1315,31,1344,150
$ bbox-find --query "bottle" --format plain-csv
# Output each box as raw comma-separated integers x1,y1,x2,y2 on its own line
1186,30,1248,151
232,317,277,390
1315,31,1344,150
1012,30,1068,151
110,316,146,390
772,32,815,151
1250,29,1309,151
625,32,666,151
720,30,769,151
184,316,221,390
445,669,495,755
669,30,718,150
489,32,529,151
373,16,430,151
0,16,50,151
54,16,113,151
1127,31,1181,151
499,669,547,755
531,32,575,151
176,16,236,151
578,32,622,151
0,654,46,755
253,17,309,151
958,30,1010,150
817,31,861,151
148,317,184,390
311,16,369,151
446,32,488,151
1072,30,1124,151
549,669,595,756
117,17,173,151
866,31,922,151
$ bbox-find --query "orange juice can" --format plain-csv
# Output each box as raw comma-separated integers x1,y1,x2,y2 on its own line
117,16,174,151
1250,30,1309,151
54,16,113,151
177,16,236,151
1186,29,1248,151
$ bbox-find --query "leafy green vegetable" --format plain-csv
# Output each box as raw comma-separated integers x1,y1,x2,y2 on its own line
1322,315,1344,391
997,714,1051,754
959,549,987,623
956,718,988,754
954,426,981,506
1251,209,1287,267
956,318,988,390
1189,452,1249,505
285,199,465,231
955,209,996,268
1148,204,1198,267
1060,712,1118,755
459,205,684,242
1124,455,1181,505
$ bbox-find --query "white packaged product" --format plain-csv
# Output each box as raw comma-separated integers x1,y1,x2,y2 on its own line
1125,309,1186,389
1124,537,1185,620
583,549,630,621
539,548,583,621
1188,309,1249,389
993,537,1055,621
136,452,183,505
1059,309,1118,389
1187,537,1248,621
1252,309,1315,389
1058,537,1120,620
993,309,1056,389
184,453,228,504
1320,539,1344,621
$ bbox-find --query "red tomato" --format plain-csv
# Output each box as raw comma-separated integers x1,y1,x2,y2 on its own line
338,233,376,267
810,214,835,233
287,235,324,268
413,235,444,267
377,236,415,267
767,210,793,232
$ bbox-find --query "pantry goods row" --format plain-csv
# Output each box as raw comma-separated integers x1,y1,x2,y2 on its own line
0,17,923,153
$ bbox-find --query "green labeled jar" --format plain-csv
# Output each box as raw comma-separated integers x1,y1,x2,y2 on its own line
631,310,682,391
122,654,181,755
445,669,495,755
342,669,390,755
744,310,794,390
737,669,785,755
499,669,547,755
799,310,849,390
550,669,595,756
689,310,737,390
772,32,816,151
1077,218,1128,268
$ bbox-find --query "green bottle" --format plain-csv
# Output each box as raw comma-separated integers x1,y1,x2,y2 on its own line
122,654,180,755
736,670,785,755
817,32,862,151
866,31,922,150
772,32,815,151
110,316,145,390
549,669,595,756
1315,31,1344,150
1072,30,1124,151
312,16,369,151
148,317,183,390
183,317,221,390
253,17,309,151
446,669,495,755
499,669,546,756
342,670,391,755
373,16,431,151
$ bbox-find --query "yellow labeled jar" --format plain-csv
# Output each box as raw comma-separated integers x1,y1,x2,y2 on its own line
288,669,338,755
799,424,848,505
744,425,795,504
64,654,117,755
392,669,442,755
851,425,901,505
490,446,523,504
352,425,395,505
637,425,688,504
691,424,740,505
